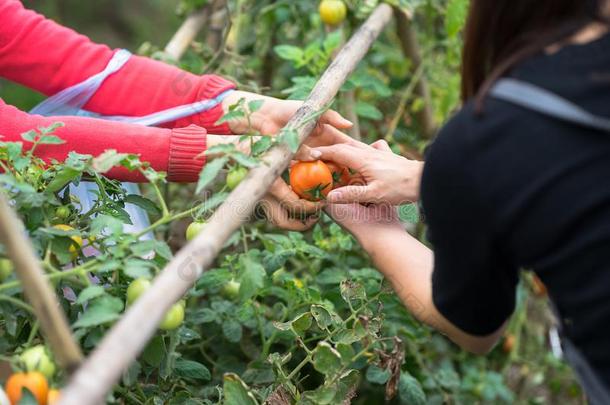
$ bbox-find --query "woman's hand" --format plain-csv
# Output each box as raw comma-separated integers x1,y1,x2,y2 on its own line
221,90,353,137
309,139,424,205
220,90,356,222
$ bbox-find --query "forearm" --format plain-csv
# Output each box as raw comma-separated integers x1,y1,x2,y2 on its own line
360,229,504,353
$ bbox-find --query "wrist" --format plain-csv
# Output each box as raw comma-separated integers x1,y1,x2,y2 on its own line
399,159,424,203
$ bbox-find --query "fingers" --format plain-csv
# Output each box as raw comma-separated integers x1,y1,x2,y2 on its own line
308,144,366,170
268,178,321,215
326,184,376,204
319,109,353,129
259,197,318,231
310,125,359,147
293,144,314,161
370,139,392,152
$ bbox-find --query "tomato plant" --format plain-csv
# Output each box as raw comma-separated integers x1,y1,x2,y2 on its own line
0,0,585,404
289,160,334,201
19,345,56,380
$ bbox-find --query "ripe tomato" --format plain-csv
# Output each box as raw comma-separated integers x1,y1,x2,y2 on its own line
185,221,206,242
221,280,241,300
227,166,248,191
126,278,152,306
160,302,185,331
0,258,13,282
289,161,333,201
319,0,347,26
52,224,83,255
324,161,351,189
47,389,61,405
5,372,49,405
19,345,56,379
502,334,516,353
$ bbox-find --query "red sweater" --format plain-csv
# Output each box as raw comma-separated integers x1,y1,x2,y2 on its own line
0,0,236,182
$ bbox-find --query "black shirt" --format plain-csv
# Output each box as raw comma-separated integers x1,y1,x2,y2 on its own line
421,33,610,388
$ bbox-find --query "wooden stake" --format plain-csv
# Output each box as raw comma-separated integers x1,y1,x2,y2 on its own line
58,5,393,404
164,8,210,60
0,194,83,373
394,8,436,139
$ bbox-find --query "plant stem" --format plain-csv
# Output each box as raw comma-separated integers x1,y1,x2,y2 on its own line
0,294,35,314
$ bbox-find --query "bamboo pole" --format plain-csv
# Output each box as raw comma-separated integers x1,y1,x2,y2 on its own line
0,194,83,373
164,7,211,60
394,8,436,139
58,5,394,404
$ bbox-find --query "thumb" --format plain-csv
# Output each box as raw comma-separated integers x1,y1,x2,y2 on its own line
327,184,376,204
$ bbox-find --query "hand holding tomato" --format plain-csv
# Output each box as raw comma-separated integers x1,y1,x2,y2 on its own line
310,139,424,205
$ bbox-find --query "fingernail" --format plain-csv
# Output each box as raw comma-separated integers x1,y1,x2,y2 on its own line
310,150,322,159
343,119,353,126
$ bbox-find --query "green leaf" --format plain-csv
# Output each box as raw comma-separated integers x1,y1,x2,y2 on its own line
196,156,228,194
17,389,38,405
399,372,426,405
76,286,105,305
174,359,211,381
92,150,129,173
274,45,304,62
124,259,154,279
37,135,65,145
310,304,340,330
73,295,124,329
366,365,391,385
125,194,162,217
142,335,166,367
222,373,257,405
278,128,300,153
231,152,259,169
238,254,266,301
312,342,342,376
445,0,468,38
340,280,366,304
223,319,242,343
45,167,81,194
291,312,312,334
21,130,38,143
356,101,383,120
250,136,273,156
248,99,264,113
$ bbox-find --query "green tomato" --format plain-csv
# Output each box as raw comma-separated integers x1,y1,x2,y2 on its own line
226,167,248,191
160,302,185,331
221,279,241,300
126,278,152,306
271,268,286,286
55,206,71,220
185,221,206,242
0,258,13,282
19,345,56,379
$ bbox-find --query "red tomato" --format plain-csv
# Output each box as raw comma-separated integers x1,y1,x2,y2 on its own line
289,161,333,201
5,372,49,405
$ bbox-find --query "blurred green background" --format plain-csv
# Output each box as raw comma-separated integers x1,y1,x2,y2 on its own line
0,0,181,111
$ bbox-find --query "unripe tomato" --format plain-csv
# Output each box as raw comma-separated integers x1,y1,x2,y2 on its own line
52,224,83,256
185,221,206,242
221,280,241,300
227,166,248,191
319,0,347,26
126,278,152,306
289,161,333,201
0,258,13,282
160,302,185,331
47,389,61,405
19,345,56,379
271,268,286,286
55,206,71,221
5,372,49,405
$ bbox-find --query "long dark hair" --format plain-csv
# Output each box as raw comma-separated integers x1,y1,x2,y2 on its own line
461,0,608,109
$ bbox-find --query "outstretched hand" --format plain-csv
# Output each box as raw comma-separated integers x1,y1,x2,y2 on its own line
308,139,424,205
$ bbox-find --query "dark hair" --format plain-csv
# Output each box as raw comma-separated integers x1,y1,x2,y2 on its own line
461,0,608,109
